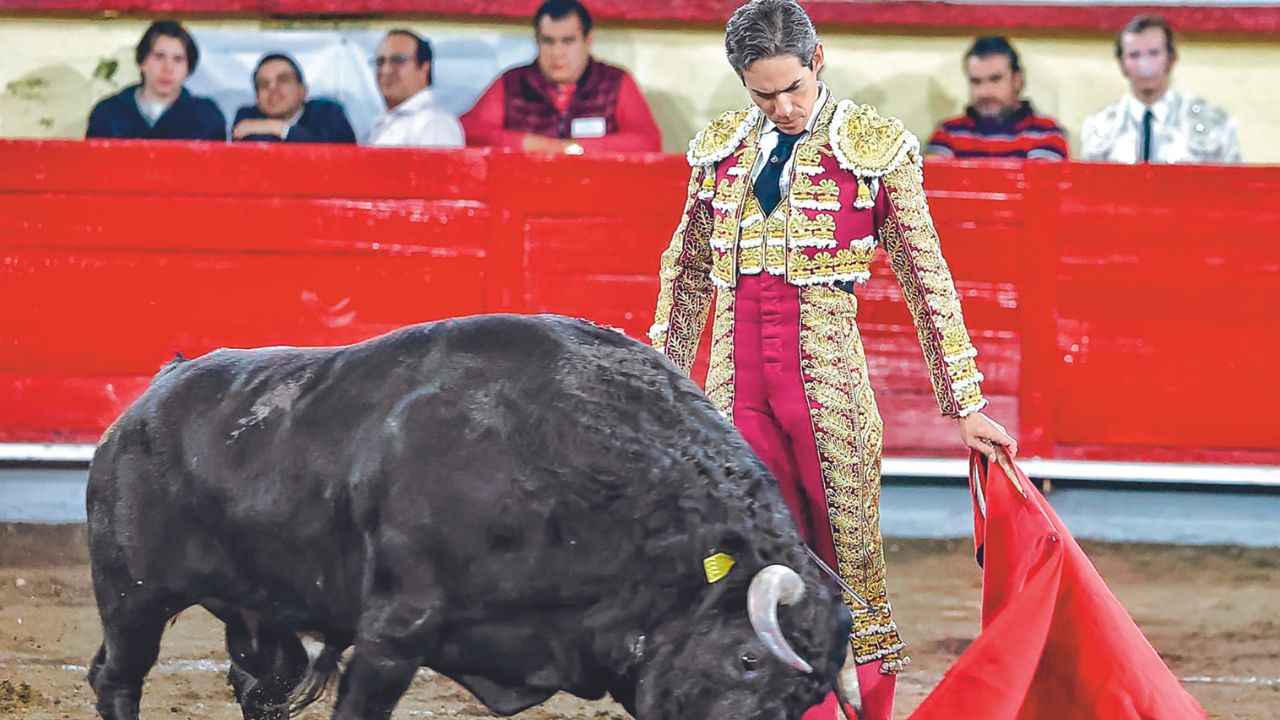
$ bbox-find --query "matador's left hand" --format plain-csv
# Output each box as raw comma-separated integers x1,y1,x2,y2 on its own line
958,412,1018,460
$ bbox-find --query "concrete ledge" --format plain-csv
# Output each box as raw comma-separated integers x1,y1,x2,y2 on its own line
882,458,1280,488
3,443,1278,488
12,443,1280,486
0,443,95,464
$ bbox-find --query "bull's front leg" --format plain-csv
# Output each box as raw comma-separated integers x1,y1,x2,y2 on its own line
331,589,443,719
332,638,424,719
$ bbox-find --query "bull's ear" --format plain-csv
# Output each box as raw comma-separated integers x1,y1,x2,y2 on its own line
715,532,749,559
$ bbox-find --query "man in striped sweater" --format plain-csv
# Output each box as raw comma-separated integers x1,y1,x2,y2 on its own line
926,37,1068,161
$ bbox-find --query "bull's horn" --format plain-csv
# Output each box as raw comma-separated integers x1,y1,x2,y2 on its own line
836,653,862,718
747,565,814,673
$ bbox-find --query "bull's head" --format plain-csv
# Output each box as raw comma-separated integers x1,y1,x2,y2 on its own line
627,563,853,720
749,566,864,719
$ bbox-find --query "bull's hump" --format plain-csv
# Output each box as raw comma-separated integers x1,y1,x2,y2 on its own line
440,314,592,358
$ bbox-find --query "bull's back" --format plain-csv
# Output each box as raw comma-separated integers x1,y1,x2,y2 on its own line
87,315,756,628
356,317,766,609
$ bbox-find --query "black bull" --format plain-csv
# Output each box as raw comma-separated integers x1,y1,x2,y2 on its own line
86,314,851,720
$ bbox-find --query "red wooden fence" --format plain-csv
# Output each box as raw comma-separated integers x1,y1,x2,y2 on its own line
1,139,1277,465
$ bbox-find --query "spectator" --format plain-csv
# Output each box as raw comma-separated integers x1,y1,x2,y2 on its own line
461,0,661,154
1082,14,1241,163
87,20,225,141
231,54,356,144
367,30,465,148
927,37,1068,161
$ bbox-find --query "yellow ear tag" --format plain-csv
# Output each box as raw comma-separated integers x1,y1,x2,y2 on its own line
703,552,736,584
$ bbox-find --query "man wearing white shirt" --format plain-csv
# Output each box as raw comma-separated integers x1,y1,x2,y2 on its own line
1082,14,1240,164
367,30,465,148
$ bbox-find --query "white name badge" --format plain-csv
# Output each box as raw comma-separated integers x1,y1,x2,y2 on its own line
570,116,607,139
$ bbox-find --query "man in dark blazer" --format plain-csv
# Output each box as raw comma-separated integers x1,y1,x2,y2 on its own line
232,53,356,144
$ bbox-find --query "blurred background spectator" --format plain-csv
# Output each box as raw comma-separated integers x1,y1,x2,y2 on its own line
231,53,355,143
367,30,465,148
1081,14,1241,164
2,3,1271,160
461,0,661,154
926,36,1067,161
86,20,225,140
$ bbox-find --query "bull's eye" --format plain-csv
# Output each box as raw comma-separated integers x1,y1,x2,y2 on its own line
740,654,760,671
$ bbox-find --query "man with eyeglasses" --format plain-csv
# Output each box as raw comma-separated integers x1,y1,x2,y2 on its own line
367,29,465,148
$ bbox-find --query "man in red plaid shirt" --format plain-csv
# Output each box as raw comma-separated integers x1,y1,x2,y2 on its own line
926,37,1068,161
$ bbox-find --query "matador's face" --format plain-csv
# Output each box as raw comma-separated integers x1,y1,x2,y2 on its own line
740,44,826,136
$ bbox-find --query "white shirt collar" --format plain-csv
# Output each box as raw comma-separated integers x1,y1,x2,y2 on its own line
760,82,830,137
134,88,175,126
1124,87,1178,126
387,87,436,116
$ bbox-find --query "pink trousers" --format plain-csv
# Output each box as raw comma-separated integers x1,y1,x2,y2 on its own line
733,274,896,720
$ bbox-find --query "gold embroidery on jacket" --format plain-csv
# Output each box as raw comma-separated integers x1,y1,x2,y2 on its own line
687,107,761,167
831,101,918,178
787,209,837,249
794,142,826,175
710,142,761,288
790,175,842,211
786,248,873,284
705,290,736,420
880,156,986,416
739,245,764,274
712,175,749,213
651,166,715,374
764,199,789,275
799,284,908,671
712,212,740,251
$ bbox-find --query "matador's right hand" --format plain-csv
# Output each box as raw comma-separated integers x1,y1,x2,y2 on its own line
958,412,1018,460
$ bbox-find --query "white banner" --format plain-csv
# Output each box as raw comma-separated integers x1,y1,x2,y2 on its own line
186,29,537,143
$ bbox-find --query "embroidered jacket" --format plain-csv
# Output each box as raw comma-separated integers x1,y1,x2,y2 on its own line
650,100,987,418
1080,89,1241,165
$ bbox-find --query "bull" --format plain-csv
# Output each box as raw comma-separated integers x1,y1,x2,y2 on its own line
86,314,852,720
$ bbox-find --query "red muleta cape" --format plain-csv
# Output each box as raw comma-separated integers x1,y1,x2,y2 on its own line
909,450,1208,719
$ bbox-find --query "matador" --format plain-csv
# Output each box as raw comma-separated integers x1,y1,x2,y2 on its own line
648,2,1017,718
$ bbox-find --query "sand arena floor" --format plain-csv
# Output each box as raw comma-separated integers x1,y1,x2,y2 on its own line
1,524,1277,719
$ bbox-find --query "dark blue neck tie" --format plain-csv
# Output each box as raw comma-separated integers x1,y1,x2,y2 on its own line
754,131,803,216
1140,108,1155,163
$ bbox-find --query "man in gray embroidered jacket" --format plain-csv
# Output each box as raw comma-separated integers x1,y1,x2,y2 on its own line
1082,13,1241,164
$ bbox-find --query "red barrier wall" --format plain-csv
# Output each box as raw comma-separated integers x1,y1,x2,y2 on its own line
2,139,1277,465
2,0,1278,35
